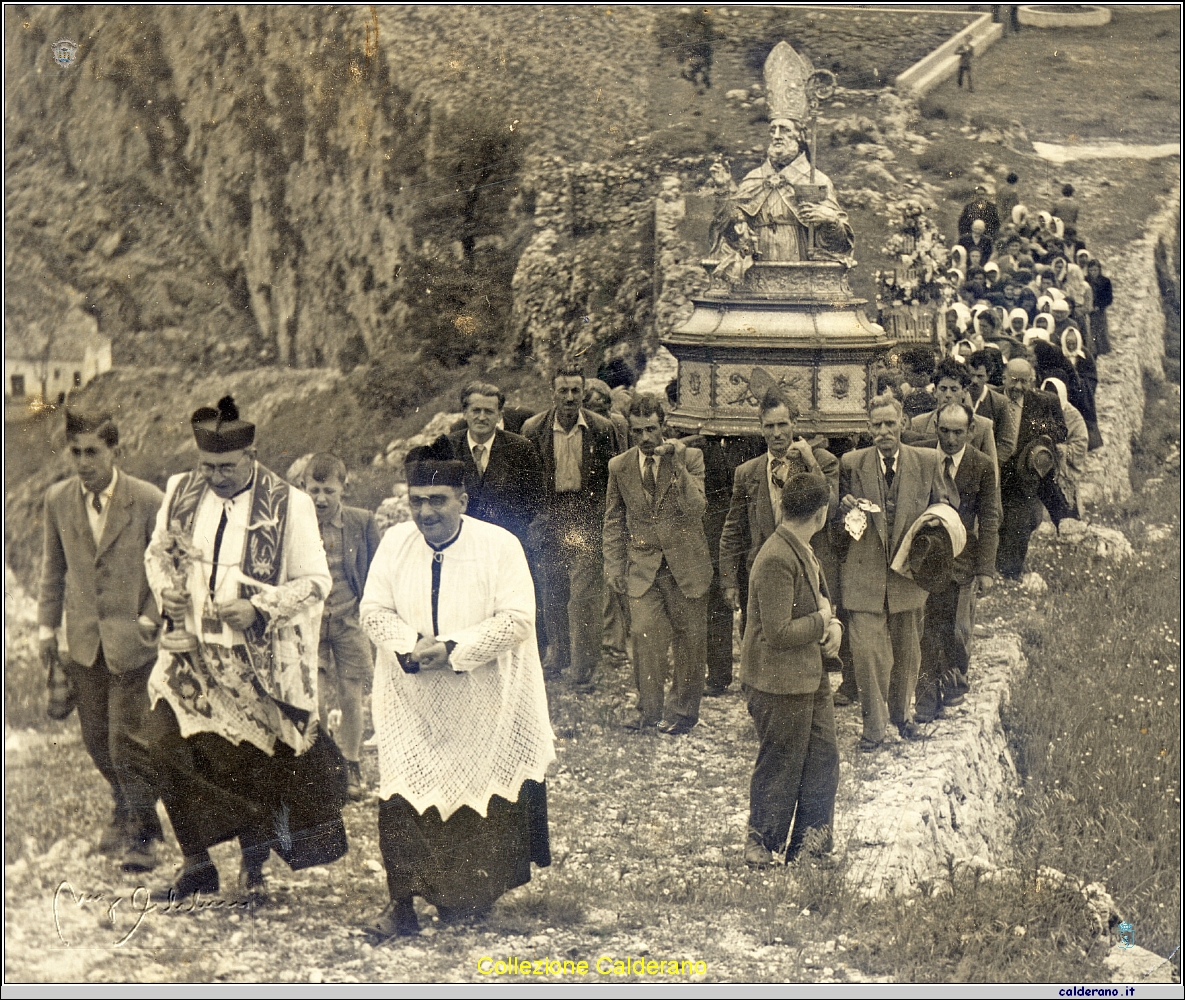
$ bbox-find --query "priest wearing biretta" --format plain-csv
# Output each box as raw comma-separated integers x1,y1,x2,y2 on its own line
360,438,554,940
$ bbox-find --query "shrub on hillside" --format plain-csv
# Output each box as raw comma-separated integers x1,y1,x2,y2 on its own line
917,139,967,179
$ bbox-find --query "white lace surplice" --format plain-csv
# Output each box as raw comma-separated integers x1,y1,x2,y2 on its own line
360,517,555,820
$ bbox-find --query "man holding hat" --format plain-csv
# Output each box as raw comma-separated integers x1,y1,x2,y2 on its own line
38,408,165,870
132,396,346,902
360,440,553,939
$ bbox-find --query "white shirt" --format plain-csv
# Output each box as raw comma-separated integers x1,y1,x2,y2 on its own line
878,449,901,478
937,443,967,479
82,467,119,545
552,411,588,493
467,430,494,476
767,451,789,526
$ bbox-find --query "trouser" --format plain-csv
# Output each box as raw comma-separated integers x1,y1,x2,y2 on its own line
629,561,707,725
603,585,630,659
744,676,839,859
916,581,974,721
958,64,973,90
539,512,604,683
834,607,860,699
62,651,163,845
318,606,373,763
706,575,734,690
849,606,923,743
997,458,1074,578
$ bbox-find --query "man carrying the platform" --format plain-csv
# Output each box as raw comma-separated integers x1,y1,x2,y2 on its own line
361,441,553,939
132,396,346,902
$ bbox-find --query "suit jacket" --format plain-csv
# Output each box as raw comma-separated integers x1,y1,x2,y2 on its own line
906,409,1000,470
718,446,840,597
38,470,164,673
603,445,712,600
521,406,619,533
741,525,831,696
973,387,1018,466
949,445,1001,583
448,428,543,546
1009,388,1068,469
835,444,953,614
337,505,381,602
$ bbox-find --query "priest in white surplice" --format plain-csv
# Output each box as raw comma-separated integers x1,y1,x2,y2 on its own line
360,441,554,940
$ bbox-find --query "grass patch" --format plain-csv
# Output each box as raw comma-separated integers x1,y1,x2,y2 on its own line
1001,380,1182,959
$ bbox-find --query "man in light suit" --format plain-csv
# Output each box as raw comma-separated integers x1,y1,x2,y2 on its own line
522,363,620,688
836,394,954,750
915,403,1001,723
719,388,853,702
603,393,711,735
38,409,164,869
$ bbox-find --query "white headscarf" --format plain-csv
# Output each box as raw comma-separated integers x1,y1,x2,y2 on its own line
1042,377,1069,410
1008,307,1030,333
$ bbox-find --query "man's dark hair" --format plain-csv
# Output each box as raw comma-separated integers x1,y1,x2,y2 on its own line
899,346,937,375
665,379,678,406
781,471,830,520
1061,184,1074,197
305,452,348,484
553,362,585,385
758,387,800,422
627,391,667,425
967,349,994,371
934,357,971,388
64,409,119,447
460,380,506,411
936,401,974,429
1007,172,1019,185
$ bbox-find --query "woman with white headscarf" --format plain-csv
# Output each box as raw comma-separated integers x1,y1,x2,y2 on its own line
1040,376,1089,519
1062,263,1094,346
1060,327,1102,450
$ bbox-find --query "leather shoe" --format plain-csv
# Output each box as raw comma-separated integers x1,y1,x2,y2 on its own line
623,717,658,732
744,839,773,868
898,721,926,741
832,690,855,707
857,737,883,753
703,683,730,698
364,899,420,943
657,718,697,736
157,860,219,903
121,841,158,874
346,761,364,802
97,815,127,855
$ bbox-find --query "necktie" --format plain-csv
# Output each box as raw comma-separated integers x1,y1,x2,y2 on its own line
771,458,788,490
944,455,955,489
472,443,485,475
643,456,656,496
884,456,895,489
91,492,103,515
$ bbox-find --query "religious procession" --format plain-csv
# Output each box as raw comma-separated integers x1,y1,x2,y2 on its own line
10,4,1178,986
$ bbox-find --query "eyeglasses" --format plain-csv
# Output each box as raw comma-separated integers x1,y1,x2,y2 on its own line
408,494,455,511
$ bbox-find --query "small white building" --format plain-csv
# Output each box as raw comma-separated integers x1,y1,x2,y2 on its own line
4,306,112,408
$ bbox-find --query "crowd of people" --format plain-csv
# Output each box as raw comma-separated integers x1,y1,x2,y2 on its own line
36,185,1118,936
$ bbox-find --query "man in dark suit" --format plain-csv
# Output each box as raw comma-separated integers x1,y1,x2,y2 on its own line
719,389,850,700
604,393,712,734
836,394,953,750
522,363,620,687
915,404,1001,723
448,381,543,548
741,472,843,867
38,409,165,870
967,349,1017,465
996,358,1071,579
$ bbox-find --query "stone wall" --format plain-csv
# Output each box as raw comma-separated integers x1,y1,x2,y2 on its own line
1079,196,1181,508
840,634,1027,897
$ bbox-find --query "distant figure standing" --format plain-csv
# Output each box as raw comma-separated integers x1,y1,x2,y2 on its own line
956,41,974,92
958,186,1001,240
1086,259,1114,356
1054,184,1080,229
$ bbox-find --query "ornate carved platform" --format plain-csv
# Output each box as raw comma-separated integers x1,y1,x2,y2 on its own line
664,261,896,437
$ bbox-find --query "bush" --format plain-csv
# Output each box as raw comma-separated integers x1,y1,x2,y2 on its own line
917,139,967,178
919,97,949,120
